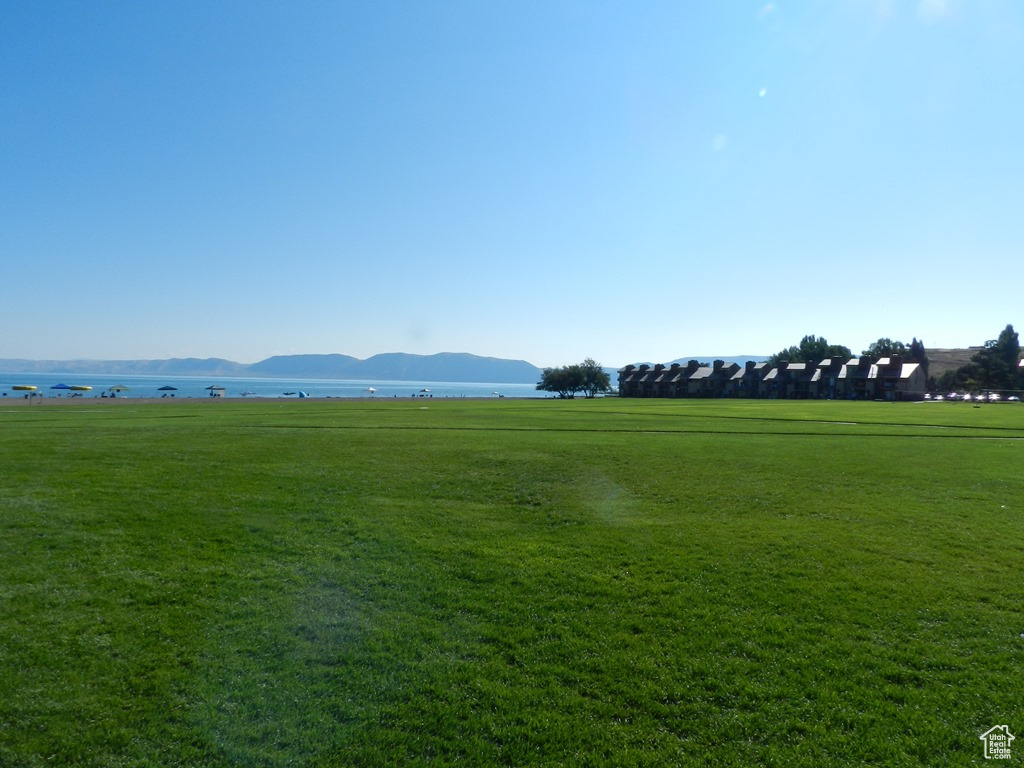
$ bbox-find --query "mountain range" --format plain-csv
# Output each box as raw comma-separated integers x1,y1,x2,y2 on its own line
0,352,544,384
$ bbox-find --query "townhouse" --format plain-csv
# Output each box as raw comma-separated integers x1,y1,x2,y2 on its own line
618,356,928,400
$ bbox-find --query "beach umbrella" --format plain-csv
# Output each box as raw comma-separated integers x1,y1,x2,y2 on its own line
11,384,37,401
51,383,72,391
108,385,130,392
158,385,178,391
420,388,431,393
70,385,92,391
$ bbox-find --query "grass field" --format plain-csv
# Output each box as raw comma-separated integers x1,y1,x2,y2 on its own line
1,398,1022,766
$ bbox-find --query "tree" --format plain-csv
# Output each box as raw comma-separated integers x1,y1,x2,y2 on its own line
536,359,611,399
909,338,927,363
935,368,960,393
767,335,852,366
862,337,930,381
862,338,909,357
942,324,1021,391
536,365,584,398
579,358,612,399
969,324,1021,390
909,337,930,382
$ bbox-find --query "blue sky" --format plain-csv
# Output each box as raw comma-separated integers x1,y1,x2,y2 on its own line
2,1,1021,368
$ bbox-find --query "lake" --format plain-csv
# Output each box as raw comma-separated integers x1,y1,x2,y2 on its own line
0,372,548,400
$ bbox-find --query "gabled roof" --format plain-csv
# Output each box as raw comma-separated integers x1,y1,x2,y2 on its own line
980,724,1015,740
733,362,769,379
842,364,875,380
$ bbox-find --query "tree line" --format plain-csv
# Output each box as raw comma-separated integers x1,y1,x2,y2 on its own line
766,334,928,368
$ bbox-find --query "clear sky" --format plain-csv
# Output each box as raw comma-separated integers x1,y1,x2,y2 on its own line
2,1,1021,368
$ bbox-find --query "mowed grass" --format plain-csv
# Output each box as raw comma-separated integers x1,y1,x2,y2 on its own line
1,398,1022,766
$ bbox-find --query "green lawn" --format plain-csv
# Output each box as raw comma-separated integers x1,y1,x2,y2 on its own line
1,398,1022,766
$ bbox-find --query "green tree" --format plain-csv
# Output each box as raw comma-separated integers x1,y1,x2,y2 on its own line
969,324,1021,390
767,335,852,366
909,337,930,382
536,365,584,398
909,338,927,363
579,358,611,399
942,325,1021,391
537,359,612,399
935,369,959,393
862,338,909,357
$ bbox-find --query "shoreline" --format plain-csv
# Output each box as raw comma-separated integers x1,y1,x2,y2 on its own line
0,395,537,406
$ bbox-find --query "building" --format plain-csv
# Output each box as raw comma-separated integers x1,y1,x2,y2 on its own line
618,355,928,400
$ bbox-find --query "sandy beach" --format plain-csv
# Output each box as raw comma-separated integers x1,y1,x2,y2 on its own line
0,396,322,406
1,394,518,406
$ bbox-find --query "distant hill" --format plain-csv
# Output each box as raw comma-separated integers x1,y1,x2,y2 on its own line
925,348,981,379
356,352,540,383
249,352,541,383
0,357,249,376
0,352,543,384
247,354,361,378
